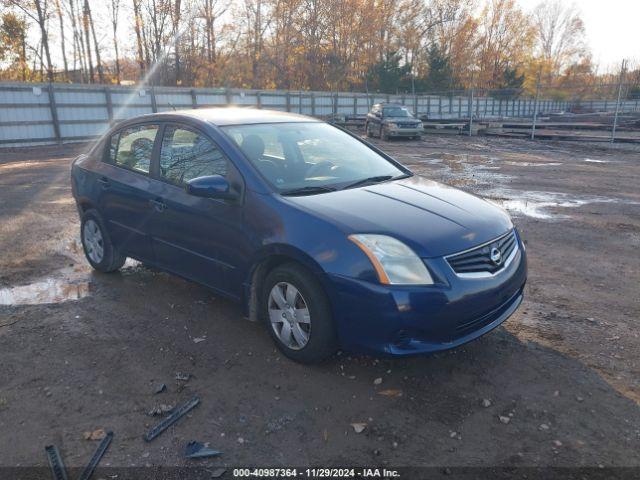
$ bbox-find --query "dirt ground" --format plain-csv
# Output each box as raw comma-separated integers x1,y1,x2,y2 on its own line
0,132,639,476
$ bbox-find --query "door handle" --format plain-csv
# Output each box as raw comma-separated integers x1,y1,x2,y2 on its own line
97,177,110,189
149,198,167,212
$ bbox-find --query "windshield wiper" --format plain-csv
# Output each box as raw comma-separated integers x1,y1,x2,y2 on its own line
342,174,407,190
281,185,337,196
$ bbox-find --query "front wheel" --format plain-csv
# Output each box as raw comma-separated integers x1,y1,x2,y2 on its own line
80,209,126,273
381,127,390,141
262,263,337,363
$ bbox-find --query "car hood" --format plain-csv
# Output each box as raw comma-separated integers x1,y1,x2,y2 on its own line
283,175,513,258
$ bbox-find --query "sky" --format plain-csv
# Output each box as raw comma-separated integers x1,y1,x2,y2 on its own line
515,0,639,72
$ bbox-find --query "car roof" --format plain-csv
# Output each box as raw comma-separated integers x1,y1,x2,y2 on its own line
150,107,320,126
375,103,407,108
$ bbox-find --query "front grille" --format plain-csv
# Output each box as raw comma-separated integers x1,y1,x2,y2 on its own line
446,230,517,276
397,123,418,128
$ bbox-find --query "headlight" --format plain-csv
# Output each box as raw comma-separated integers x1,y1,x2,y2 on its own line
349,234,434,285
417,122,424,129
386,122,397,128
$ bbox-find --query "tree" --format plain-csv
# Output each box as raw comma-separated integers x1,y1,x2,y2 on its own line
532,0,587,82
423,44,456,91
109,0,121,84
475,0,534,89
53,0,69,80
0,12,28,80
366,51,412,93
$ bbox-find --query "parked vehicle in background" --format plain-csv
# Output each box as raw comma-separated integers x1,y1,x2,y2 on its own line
365,103,424,140
71,108,526,364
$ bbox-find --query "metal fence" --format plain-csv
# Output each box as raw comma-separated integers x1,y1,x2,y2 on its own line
0,81,638,147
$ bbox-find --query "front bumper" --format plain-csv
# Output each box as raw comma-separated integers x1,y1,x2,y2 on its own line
386,127,423,137
326,236,527,356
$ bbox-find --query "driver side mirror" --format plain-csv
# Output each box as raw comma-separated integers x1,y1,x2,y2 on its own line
185,175,238,201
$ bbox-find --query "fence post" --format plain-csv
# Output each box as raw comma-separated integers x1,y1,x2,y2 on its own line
47,83,61,143
311,92,316,116
299,91,302,114
225,88,232,106
105,86,114,123
438,96,442,116
353,95,357,116
468,89,474,137
256,91,262,109
150,86,157,112
531,72,541,140
611,59,627,143
414,94,418,117
286,92,291,112
427,96,431,117
190,88,197,109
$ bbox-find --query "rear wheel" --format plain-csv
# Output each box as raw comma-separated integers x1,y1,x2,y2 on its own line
80,209,125,273
262,263,337,363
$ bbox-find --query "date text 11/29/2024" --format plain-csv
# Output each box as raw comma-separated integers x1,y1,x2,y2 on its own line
232,468,401,478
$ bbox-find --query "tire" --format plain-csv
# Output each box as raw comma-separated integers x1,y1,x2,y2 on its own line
365,122,373,138
262,263,337,363
381,127,389,141
80,209,126,273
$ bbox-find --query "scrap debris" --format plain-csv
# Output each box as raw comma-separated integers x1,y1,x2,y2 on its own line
184,441,222,459
154,383,167,394
45,445,69,480
143,396,200,442
377,389,403,398
350,422,367,433
147,404,174,416
78,431,113,480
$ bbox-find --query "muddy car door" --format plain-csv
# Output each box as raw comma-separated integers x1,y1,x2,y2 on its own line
96,123,162,263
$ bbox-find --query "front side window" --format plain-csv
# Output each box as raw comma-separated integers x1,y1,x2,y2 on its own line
222,122,405,192
112,124,159,174
159,126,228,186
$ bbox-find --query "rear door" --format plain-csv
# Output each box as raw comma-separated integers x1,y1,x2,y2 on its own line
147,123,247,298
95,123,162,263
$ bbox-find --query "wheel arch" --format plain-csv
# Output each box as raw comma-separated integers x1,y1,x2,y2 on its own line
243,244,332,323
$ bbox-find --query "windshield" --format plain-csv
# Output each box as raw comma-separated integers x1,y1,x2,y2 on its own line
382,107,412,118
222,122,406,193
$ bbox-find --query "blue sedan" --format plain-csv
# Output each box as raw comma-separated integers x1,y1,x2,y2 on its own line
71,108,527,363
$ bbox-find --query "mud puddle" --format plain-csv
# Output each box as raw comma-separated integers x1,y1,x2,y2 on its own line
485,190,622,219
0,237,140,306
0,275,90,305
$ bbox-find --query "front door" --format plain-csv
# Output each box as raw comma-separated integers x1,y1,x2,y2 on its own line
148,124,247,298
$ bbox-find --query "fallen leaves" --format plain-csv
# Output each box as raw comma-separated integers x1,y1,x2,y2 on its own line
83,428,106,441
377,389,403,398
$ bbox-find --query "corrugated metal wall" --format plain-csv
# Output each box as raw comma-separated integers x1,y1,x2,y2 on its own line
3,82,631,147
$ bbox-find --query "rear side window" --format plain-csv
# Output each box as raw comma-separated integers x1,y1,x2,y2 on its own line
159,126,228,186
109,124,159,174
